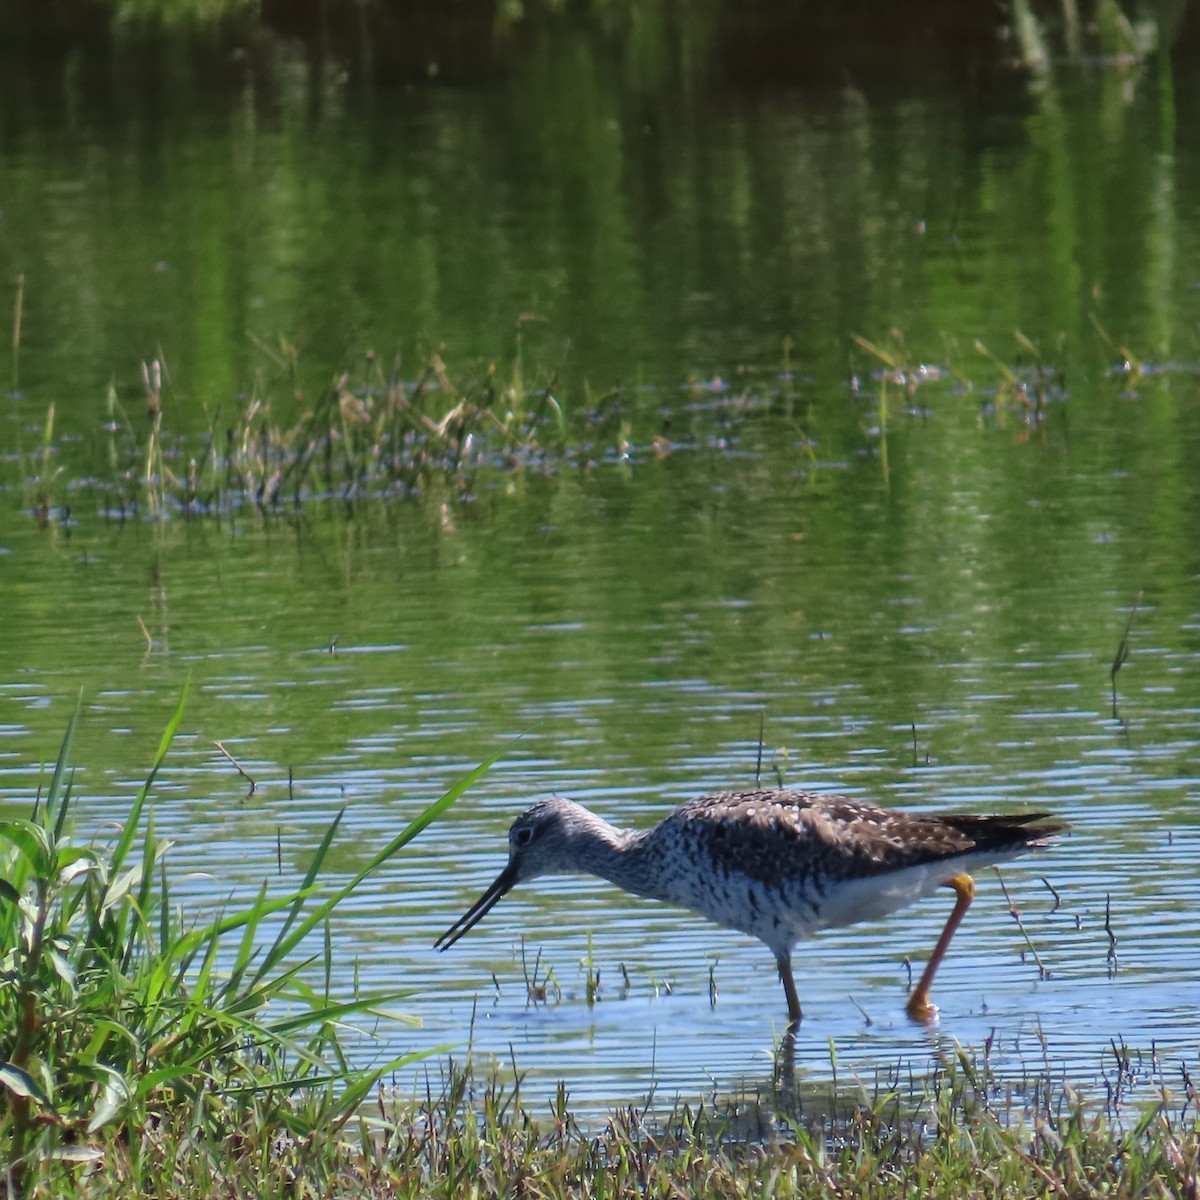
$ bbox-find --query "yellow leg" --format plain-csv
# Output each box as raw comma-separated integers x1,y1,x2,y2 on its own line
777,952,803,1025
906,873,976,1022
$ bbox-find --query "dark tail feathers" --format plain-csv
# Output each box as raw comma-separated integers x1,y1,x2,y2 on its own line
942,812,1068,852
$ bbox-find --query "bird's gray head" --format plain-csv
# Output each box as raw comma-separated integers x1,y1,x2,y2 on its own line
434,797,615,952
505,796,602,881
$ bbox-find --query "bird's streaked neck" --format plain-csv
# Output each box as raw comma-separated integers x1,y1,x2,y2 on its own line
556,804,663,902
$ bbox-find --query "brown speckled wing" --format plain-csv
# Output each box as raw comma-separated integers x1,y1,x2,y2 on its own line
670,790,1063,888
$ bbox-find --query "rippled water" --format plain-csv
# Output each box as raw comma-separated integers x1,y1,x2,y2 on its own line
3,379,1199,1116
3,11,1200,1119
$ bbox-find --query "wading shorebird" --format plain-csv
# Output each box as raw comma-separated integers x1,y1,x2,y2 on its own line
435,790,1066,1023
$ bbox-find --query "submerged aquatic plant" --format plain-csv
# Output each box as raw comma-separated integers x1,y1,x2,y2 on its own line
0,686,492,1198
13,318,1188,530
96,345,578,520
13,333,792,525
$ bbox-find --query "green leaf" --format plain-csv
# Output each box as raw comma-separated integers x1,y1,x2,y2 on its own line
329,1046,452,1118
0,820,54,877
57,850,98,886
80,1020,134,1066
100,864,144,914
226,878,270,997
137,1062,206,1094
50,1147,104,1165
47,947,78,990
257,807,345,987
0,1061,52,1106
135,808,160,927
85,1066,132,1133
161,885,325,972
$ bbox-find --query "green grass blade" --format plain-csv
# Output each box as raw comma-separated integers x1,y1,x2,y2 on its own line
134,806,159,922
253,806,346,988
223,878,271,1000
223,958,321,1016
189,924,224,1015
158,861,171,958
257,751,499,975
328,1048,452,1119
160,885,325,972
109,677,189,880
47,690,83,839
347,750,502,893
261,992,420,1037
0,1061,53,1106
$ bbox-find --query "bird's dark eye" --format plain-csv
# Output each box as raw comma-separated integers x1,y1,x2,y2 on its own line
513,826,534,847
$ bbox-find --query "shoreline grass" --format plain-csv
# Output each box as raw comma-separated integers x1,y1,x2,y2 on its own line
17,1051,1200,1198
0,690,495,1199
4,701,1198,1198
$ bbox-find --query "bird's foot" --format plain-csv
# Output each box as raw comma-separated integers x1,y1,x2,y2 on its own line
905,992,940,1023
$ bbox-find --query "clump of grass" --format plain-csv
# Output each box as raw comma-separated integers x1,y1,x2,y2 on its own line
16,320,1189,528
581,931,600,1006
387,1051,1200,1200
25,1049,1200,1199
851,329,1072,441
518,938,560,1006
0,686,493,1199
97,345,580,520
17,332,816,526
971,332,1069,433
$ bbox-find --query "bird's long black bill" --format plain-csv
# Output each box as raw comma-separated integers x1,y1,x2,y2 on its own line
434,863,518,951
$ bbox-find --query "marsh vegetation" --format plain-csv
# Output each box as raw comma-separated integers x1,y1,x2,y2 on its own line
4,0,1200,1193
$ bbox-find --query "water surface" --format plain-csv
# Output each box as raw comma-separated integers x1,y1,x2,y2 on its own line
1,10,1199,1118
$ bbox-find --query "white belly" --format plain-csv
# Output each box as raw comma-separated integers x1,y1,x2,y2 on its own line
665,848,1026,955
